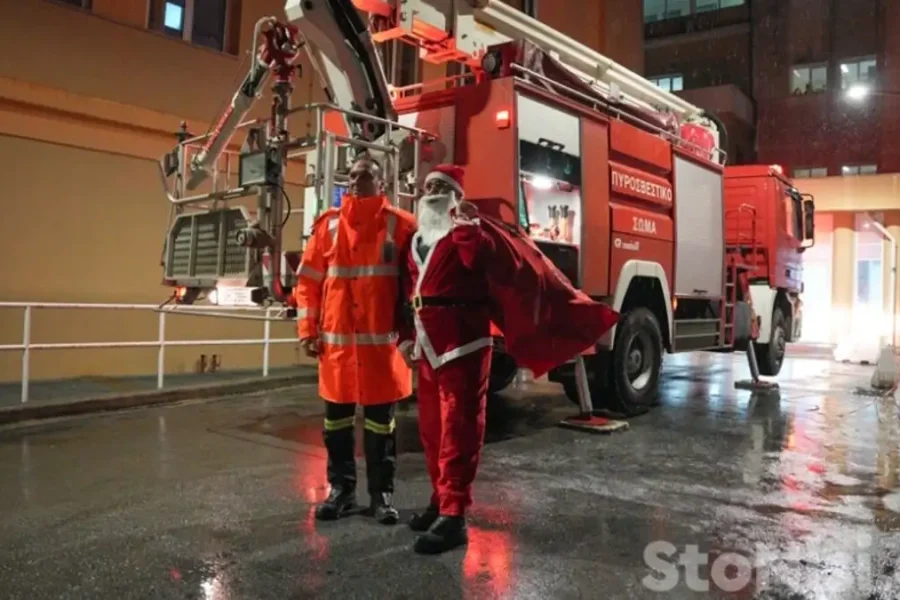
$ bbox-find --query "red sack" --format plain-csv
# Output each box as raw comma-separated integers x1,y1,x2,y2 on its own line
477,213,619,378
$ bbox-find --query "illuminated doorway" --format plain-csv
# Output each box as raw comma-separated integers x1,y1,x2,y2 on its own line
800,213,833,343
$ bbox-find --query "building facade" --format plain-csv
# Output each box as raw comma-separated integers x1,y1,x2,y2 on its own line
644,0,900,350
0,0,644,385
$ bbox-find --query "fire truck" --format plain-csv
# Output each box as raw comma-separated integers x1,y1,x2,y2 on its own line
156,0,815,417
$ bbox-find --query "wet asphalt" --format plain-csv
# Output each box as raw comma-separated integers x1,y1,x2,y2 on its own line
1,352,899,599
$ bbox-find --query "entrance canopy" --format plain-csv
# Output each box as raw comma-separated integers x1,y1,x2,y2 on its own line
795,173,900,212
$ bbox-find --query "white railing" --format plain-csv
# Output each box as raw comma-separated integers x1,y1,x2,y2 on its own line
0,302,300,404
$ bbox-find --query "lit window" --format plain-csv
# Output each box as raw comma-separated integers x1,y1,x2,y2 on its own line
164,1,184,31
696,0,719,12
149,0,230,53
842,164,878,176
790,63,827,94
793,167,827,179
840,56,877,90
650,74,684,92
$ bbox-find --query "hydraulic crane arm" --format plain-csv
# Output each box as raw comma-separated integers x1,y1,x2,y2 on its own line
186,18,302,191
188,2,397,191
357,0,705,120
284,0,396,139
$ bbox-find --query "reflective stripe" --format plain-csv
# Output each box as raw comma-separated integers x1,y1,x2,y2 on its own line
326,265,399,278
324,416,355,431
364,418,396,435
385,213,396,244
295,307,318,320
328,217,339,245
320,331,399,345
297,264,324,282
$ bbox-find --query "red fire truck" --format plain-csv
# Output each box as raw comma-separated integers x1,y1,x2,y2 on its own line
156,0,815,416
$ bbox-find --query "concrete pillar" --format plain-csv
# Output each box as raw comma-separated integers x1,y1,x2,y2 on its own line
882,211,900,346
831,212,856,345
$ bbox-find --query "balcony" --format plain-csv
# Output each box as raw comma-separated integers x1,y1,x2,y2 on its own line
644,4,750,41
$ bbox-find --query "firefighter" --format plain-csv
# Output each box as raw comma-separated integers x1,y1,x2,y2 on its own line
294,154,417,524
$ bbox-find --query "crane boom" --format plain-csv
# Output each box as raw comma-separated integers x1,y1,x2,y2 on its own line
284,0,396,138
357,0,706,119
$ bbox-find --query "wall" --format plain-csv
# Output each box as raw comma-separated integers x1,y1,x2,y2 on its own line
0,0,323,384
754,0,900,174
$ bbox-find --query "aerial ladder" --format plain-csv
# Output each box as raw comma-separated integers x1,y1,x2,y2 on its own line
156,0,718,318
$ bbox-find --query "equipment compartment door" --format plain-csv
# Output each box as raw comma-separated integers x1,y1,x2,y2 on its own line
673,155,724,299
515,93,583,247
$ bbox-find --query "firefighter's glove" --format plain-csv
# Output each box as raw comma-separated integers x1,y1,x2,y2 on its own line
300,337,321,359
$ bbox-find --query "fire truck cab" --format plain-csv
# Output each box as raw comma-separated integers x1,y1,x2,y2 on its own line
724,165,815,375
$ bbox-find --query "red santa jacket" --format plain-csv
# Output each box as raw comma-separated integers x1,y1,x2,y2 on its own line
398,220,493,370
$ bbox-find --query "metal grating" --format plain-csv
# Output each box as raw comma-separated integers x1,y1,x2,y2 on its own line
165,208,252,281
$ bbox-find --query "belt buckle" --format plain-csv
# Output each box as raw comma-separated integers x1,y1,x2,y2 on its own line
412,295,423,312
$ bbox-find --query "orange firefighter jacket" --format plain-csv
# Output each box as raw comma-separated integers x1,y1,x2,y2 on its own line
293,195,417,405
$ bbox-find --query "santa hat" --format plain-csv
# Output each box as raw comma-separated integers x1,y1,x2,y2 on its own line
424,164,465,198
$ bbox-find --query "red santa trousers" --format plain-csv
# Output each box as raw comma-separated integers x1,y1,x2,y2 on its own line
416,345,492,517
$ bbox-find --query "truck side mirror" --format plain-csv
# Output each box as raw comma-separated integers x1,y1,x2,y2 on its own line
801,199,815,248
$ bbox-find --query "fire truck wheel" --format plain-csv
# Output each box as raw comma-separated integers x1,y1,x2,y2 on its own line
755,307,786,377
609,308,662,414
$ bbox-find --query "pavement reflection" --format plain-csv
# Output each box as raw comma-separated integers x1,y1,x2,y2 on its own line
1,353,900,598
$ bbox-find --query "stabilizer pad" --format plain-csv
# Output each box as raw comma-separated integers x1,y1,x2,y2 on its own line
558,414,630,434
735,379,780,393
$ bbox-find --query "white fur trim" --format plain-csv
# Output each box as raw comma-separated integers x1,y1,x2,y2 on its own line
424,172,464,197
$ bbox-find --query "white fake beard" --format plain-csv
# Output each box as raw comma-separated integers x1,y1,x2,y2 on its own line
417,193,457,246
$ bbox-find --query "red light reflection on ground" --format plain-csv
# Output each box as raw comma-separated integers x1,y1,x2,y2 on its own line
295,454,329,592
462,526,515,599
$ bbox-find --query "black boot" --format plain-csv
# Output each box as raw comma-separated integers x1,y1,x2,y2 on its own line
408,504,439,532
370,492,400,525
320,403,358,521
413,516,468,554
315,486,357,521
363,403,398,525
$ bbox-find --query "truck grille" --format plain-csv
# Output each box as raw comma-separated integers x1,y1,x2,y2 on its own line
165,208,252,282
535,241,580,287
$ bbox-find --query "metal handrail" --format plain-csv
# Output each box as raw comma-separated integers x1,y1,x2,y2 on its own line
510,63,728,165
0,302,300,404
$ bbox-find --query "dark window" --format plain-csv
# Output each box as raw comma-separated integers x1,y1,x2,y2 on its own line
56,0,92,7
192,0,227,52
381,42,420,87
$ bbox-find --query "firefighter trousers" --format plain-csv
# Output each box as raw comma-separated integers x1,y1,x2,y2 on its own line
416,346,492,517
323,401,397,496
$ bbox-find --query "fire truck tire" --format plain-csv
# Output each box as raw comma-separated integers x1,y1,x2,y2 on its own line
608,308,662,415
755,307,787,377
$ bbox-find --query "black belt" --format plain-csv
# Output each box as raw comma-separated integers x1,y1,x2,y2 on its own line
411,295,488,311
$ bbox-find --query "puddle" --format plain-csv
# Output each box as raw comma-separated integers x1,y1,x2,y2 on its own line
235,394,567,456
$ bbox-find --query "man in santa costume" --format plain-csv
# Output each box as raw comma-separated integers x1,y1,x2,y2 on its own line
397,164,493,555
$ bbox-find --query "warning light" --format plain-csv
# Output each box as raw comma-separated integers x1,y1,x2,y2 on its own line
495,110,510,129
770,164,784,175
